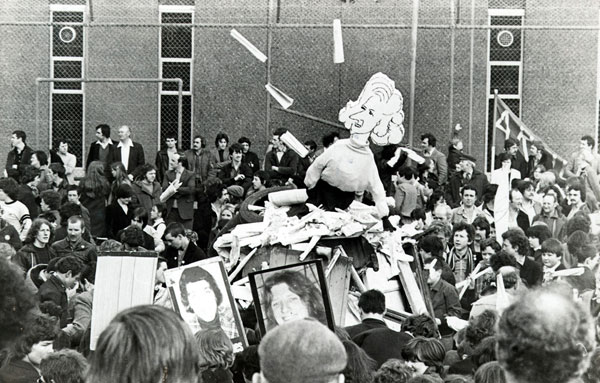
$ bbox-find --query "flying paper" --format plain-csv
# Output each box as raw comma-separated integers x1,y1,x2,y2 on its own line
333,19,344,64
280,131,309,158
230,29,268,63
265,83,294,109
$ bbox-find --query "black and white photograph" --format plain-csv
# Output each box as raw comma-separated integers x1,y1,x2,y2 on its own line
3,2,600,383
249,259,335,334
165,258,247,352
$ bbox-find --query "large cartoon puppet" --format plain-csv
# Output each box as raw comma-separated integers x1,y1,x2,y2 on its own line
304,73,405,218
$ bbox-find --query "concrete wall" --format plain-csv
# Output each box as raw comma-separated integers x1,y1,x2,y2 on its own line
0,0,598,170
521,0,599,159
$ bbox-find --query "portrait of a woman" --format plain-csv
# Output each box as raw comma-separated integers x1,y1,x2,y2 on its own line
261,268,328,330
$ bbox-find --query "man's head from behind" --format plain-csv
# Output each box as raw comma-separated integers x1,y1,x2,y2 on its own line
255,319,347,383
358,289,386,318
497,288,595,383
40,349,89,383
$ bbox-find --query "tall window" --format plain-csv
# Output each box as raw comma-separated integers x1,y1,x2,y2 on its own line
50,4,85,165
486,9,524,170
159,5,194,151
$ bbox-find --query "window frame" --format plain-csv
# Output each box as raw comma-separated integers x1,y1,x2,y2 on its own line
158,5,194,151
49,4,86,166
485,8,525,171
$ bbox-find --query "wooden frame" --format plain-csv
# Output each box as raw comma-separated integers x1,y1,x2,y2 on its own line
248,259,335,336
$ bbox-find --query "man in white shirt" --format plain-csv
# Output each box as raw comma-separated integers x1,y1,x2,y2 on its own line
114,125,145,174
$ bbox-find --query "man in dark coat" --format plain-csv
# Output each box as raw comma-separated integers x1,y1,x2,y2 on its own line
105,184,135,240
264,128,299,183
162,154,196,229
38,256,83,327
494,138,528,178
163,222,207,269
344,289,389,339
238,136,261,175
155,134,179,184
113,125,145,175
86,124,115,169
346,289,412,368
445,153,489,208
6,130,34,179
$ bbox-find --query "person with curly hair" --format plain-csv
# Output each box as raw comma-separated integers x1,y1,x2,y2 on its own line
0,313,58,381
373,359,413,383
402,314,437,339
497,287,596,383
304,72,405,218
195,329,235,383
262,269,327,330
40,349,89,383
14,218,55,272
131,163,162,215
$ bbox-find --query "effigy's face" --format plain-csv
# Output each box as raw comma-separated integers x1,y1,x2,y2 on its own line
345,96,384,135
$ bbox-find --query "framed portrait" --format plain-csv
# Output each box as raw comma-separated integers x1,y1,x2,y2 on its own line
165,258,248,352
248,259,335,335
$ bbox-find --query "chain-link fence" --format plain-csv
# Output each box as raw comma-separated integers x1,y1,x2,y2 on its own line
1,0,598,171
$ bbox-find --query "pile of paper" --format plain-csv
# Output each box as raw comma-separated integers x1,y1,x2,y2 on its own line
213,201,382,268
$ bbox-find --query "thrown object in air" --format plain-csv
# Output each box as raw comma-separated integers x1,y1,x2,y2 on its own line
333,19,344,64
230,29,268,63
265,83,294,109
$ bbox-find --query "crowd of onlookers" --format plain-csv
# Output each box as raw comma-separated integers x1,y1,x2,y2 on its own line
1,124,600,383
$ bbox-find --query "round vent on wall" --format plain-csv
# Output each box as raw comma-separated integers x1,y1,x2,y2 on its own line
497,30,514,48
59,26,76,43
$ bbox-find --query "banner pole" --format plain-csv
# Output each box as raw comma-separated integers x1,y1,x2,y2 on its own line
491,89,499,172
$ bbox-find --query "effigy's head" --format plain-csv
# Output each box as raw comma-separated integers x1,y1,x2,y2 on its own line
339,72,405,146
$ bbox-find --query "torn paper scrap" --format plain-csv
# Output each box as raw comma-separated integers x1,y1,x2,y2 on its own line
281,131,309,158
333,19,344,63
265,83,294,109
230,29,268,62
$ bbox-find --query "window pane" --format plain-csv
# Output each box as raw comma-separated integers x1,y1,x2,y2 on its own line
162,62,190,91
52,11,84,23
161,95,192,150
52,93,83,166
490,16,522,62
53,60,82,90
490,66,520,95
161,13,192,58
53,24,84,57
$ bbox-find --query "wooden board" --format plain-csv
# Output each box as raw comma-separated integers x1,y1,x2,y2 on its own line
325,252,352,326
90,251,157,350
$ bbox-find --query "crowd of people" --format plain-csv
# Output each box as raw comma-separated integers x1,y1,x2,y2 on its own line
1,121,600,383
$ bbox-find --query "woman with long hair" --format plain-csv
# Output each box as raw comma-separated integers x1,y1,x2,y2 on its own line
14,218,54,272
78,161,110,238
108,162,131,204
262,269,327,330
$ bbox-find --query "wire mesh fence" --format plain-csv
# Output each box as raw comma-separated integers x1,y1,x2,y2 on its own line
1,0,598,171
